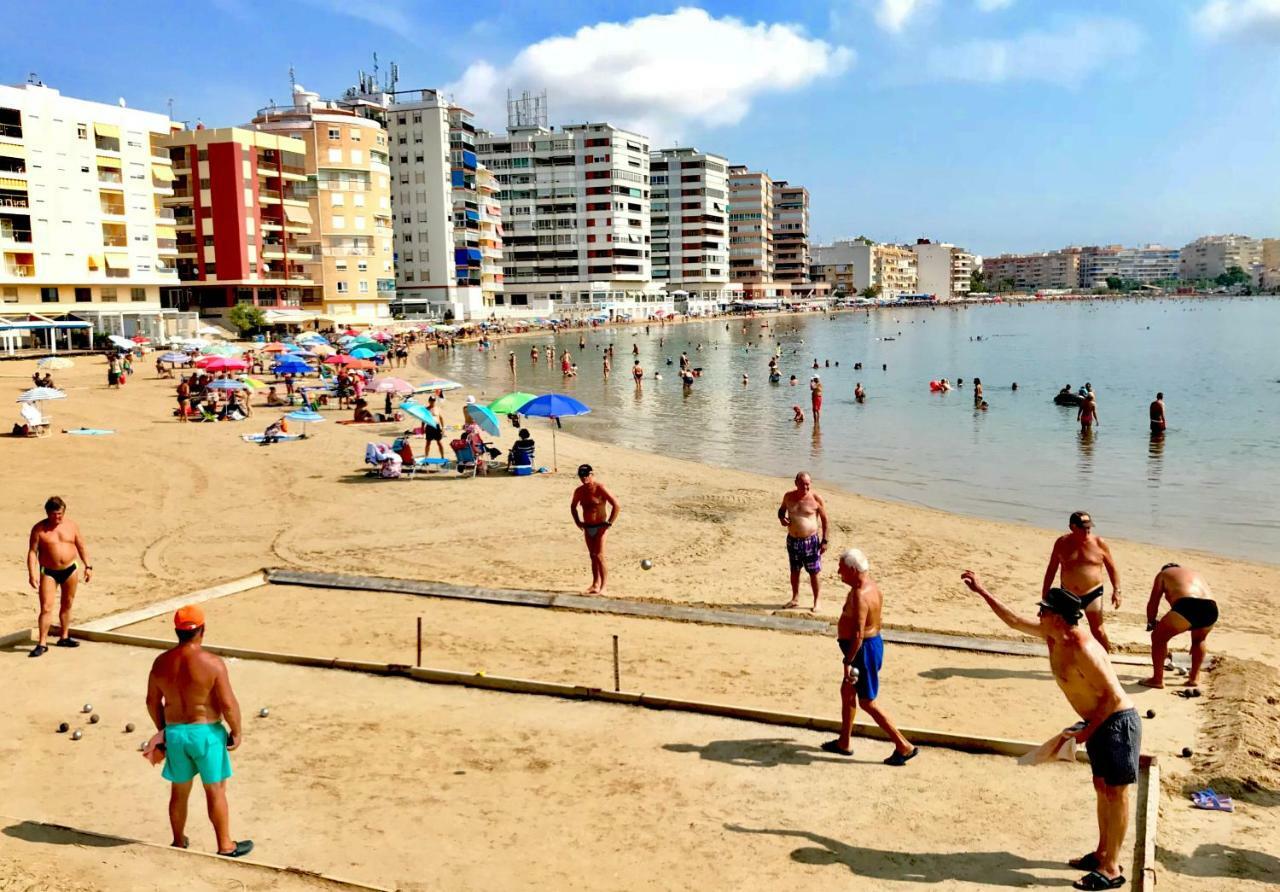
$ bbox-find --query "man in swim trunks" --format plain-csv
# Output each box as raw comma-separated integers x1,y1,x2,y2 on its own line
571,464,620,595
1149,392,1166,434
809,375,823,421
146,605,252,858
1140,563,1218,688
778,472,829,610
26,496,92,658
822,549,917,765
1042,511,1121,652
422,396,445,459
962,571,1139,891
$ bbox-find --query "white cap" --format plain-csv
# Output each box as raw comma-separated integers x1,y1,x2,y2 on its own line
840,548,870,572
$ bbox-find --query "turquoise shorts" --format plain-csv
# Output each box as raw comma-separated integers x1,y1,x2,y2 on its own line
161,722,233,785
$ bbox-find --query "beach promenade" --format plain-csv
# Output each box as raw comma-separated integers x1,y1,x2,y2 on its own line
1,350,1277,889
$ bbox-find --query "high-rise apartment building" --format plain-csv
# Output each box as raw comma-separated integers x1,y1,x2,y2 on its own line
1179,234,1262,281
1112,245,1179,285
812,240,918,299
771,181,813,290
0,81,181,337
252,85,395,325
650,147,736,313
912,240,975,301
981,248,1081,291
477,121,660,318
159,127,319,325
727,165,776,299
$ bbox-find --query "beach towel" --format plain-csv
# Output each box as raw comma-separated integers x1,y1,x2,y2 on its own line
241,433,303,443
64,428,115,436
1018,722,1085,766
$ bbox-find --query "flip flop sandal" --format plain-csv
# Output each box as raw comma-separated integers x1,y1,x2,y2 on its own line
28,644,48,658
1069,853,1101,871
1073,870,1126,890
54,638,80,648
171,836,189,849
820,740,852,757
217,840,254,858
883,747,919,767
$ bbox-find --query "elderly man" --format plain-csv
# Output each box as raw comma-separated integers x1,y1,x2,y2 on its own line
145,605,252,858
1042,511,1121,652
821,548,918,766
26,496,92,657
1141,563,1218,689
778,472,829,610
962,571,1139,891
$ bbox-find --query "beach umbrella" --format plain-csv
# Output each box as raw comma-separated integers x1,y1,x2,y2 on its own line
347,359,377,371
261,342,289,353
239,377,267,389
37,357,74,370
159,352,192,364
198,356,249,372
465,403,502,437
350,347,377,359
131,334,151,343
358,341,389,353
272,358,312,376
323,354,356,366
399,400,440,429
108,334,137,351
17,387,66,403
207,379,249,391
200,343,240,356
487,392,537,416
310,344,337,356
518,393,591,472
373,377,415,395
196,325,228,337
415,377,462,394
370,331,391,342
285,408,325,438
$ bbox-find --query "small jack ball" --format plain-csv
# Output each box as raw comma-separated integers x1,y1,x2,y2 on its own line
71,730,82,741
1146,709,1156,719
82,704,92,713
125,723,135,733
640,559,653,571
1182,746,1193,758
138,740,147,751
258,708,269,718
57,722,69,733
89,714,100,724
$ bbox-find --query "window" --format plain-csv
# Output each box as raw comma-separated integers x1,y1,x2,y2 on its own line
76,124,87,140
354,217,365,230
2,287,17,303
331,192,344,206
414,154,424,163
131,287,146,302
197,149,208,161
41,287,59,303
350,129,360,141
357,261,368,272
328,128,341,140
199,178,211,189
353,193,364,207
350,149,363,164
335,260,347,271
413,172,426,185
411,113,422,124
331,215,345,229
396,115,406,126
99,287,116,302
336,281,349,293
327,148,342,163
74,287,91,303
358,280,369,293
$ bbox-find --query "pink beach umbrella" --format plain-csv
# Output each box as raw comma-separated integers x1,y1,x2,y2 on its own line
196,356,249,372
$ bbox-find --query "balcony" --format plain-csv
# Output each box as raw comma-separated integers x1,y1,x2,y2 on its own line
95,136,121,153
155,208,176,222
0,225,31,246
97,170,123,185
5,262,35,277
157,239,178,254
0,122,22,138
102,235,128,247
259,188,281,204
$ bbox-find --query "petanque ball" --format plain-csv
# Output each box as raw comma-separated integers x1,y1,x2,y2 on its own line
82,704,92,713
57,722,69,734
89,714,100,724
138,740,147,751
258,708,269,718
640,559,653,571
1182,747,1193,758
125,723,135,733
1146,709,1156,719
71,730,82,741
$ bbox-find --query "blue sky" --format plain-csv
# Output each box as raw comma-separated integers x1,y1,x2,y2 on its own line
6,0,1279,255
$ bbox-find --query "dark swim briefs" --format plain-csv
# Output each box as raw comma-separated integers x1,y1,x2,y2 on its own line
1086,707,1141,786
40,563,78,585
1171,597,1218,630
1077,585,1106,608
786,534,822,574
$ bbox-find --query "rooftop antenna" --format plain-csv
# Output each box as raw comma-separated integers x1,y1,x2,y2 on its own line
507,89,548,130
167,98,175,120
26,71,42,86
288,66,297,93
372,52,379,87
388,61,399,93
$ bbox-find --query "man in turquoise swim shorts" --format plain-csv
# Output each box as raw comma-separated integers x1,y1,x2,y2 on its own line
145,604,253,858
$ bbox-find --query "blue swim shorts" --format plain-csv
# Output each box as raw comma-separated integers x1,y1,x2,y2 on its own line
838,634,884,701
161,722,233,785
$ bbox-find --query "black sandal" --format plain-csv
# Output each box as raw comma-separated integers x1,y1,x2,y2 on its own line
820,740,852,757
217,840,254,858
1073,870,1125,890
1069,853,1101,871
171,836,189,849
883,747,919,767
55,637,80,648
28,644,48,658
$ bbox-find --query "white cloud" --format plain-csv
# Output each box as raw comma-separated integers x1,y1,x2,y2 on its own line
975,0,1015,11
446,8,852,141
875,0,935,33
301,0,417,39
923,17,1144,87
1193,0,1280,41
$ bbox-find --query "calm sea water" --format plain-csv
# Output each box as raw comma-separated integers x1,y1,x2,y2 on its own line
428,298,1280,564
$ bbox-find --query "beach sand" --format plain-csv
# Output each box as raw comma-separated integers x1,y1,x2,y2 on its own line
1,352,1277,889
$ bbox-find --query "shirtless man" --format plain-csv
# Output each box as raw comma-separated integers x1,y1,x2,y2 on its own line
821,549,917,765
570,464,620,595
1148,393,1165,435
145,605,251,857
962,571,1139,891
26,496,92,657
1042,511,1121,652
778,472,829,610
1141,563,1218,688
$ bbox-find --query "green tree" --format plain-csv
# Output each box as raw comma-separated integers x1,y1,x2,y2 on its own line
227,303,266,336
969,269,987,292
1214,266,1250,288
860,285,882,299
1105,275,1124,291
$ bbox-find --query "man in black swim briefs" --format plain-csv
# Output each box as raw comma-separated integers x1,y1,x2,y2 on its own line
1042,511,1121,652
1140,563,1218,689
26,496,93,658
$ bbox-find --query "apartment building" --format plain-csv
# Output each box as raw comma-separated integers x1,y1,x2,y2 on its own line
1113,245,1179,285
1179,234,1262,281
158,127,318,326
477,121,662,319
812,239,918,299
771,180,821,297
650,147,737,314
727,165,778,299
252,85,394,325
981,248,1081,292
0,81,181,338
912,240,975,301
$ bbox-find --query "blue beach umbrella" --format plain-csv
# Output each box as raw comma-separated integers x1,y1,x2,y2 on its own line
159,352,192,364
207,379,249,391
399,400,440,429
285,408,325,437
272,358,312,376
518,393,591,472
464,402,501,437
350,347,377,359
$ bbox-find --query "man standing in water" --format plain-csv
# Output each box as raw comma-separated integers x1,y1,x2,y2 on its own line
809,375,823,422
146,605,252,857
1140,563,1218,689
26,496,92,657
1042,511,1121,652
1149,393,1166,434
571,464,621,595
961,571,1138,891
778,472,829,610
822,548,918,765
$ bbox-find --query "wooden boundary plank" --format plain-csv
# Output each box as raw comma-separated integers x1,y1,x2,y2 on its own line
0,814,391,891
263,568,1174,666
72,626,1079,761
1133,756,1160,892
82,571,267,633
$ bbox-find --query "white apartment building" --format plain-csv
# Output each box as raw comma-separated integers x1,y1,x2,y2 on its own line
727,165,778,299
1179,234,1262,281
477,122,665,320
650,147,738,315
912,240,975,301
0,81,183,340
813,239,918,299
1114,245,1179,285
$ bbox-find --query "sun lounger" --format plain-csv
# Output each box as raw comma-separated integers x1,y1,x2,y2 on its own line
18,402,51,437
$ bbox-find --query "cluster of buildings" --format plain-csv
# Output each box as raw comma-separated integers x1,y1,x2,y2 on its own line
2,74,1276,341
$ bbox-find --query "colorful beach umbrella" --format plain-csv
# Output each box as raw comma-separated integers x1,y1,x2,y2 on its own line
398,400,440,429
518,393,591,472
310,344,337,356
272,358,312,376
323,354,356,366
415,377,462,394
261,342,290,353
200,343,241,356
37,357,74,370
487,392,537,416
17,387,66,403
207,379,249,391
373,377,415,395
464,403,502,437
350,347,377,359
347,359,377,371
159,352,192,364
107,334,137,351
197,356,249,372
285,408,325,437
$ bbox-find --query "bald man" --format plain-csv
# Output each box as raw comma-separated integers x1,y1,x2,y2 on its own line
778,472,829,610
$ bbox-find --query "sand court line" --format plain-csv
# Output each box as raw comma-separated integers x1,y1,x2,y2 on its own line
0,815,392,891
263,567,1181,667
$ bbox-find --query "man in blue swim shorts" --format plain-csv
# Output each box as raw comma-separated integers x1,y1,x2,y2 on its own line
778,472,829,610
146,604,253,858
821,548,918,765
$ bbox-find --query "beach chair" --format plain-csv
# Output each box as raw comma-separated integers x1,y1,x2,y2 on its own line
363,442,403,478
18,402,51,437
390,437,451,478
450,438,482,476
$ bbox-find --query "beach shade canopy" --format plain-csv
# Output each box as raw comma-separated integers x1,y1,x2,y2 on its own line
107,334,137,351
310,344,337,356
287,347,316,357
159,352,192,364
17,387,66,403
207,379,250,391
272,358,312,376
323,354,357,366
465,403,502,437
131,334,151,343
370,331,392,342
347,358,377,371
373,377,415,395
200,343,241,356
296,331,326,342
261,342,290,353
198,356,249,372
518,393,591,472
416,377,462,393
239,376,267,389
37,356,75,370
399,400,441,429
487,392,537,416
284,408,325,437
350,347,377,359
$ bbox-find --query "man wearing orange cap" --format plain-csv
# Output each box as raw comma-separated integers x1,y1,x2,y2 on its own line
145,605,252,857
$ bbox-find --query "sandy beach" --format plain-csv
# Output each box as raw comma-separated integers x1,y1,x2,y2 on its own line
1,350,1277,889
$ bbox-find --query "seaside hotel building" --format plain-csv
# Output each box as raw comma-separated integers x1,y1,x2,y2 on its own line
812,240,919,299
158,127,320,327
770,181,826,301
0,81,185,344
727,165,778,301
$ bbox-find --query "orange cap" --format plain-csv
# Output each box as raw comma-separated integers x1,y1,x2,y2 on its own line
174,604,205,631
